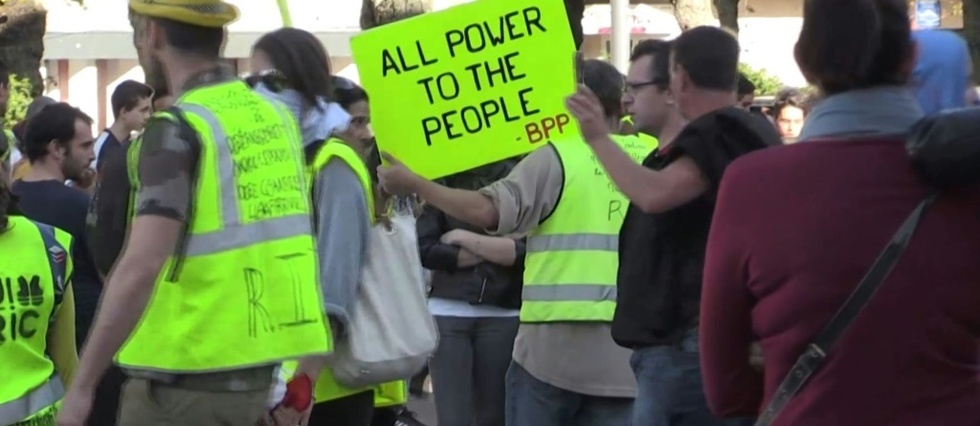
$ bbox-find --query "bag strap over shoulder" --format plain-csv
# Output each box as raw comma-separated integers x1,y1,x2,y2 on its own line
309,139,377,225
32,221,69,306
754,192,937,426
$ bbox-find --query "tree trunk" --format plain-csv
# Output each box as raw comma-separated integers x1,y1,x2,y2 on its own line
0,0,45,96
673,0,715,31
713,0,739,34
360,0,432,30
965,0,980,83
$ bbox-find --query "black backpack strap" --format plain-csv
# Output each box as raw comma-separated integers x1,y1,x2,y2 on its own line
754,191,938,426
32,221,69,304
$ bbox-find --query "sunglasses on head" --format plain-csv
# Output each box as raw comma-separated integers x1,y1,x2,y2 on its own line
245,69,288,92
331,76,357,91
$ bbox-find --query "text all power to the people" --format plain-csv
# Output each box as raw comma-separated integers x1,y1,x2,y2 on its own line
376,7,552,147
350,0,577,179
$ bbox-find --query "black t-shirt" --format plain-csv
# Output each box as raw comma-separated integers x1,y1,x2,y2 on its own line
12,180,103,324
87,108,203,277
612,107,780,349
95,130,126,174
87,141,132,277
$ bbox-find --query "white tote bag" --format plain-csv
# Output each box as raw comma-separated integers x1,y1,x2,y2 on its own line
329,206,438,388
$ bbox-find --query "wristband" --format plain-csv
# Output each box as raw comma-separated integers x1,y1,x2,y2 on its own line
282,373,313,411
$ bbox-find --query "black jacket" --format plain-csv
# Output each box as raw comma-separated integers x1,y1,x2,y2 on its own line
417,160,525,309
613,107,780,348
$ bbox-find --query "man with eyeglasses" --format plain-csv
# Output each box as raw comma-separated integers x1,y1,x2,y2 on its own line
621,40,686,153
566,27,778,426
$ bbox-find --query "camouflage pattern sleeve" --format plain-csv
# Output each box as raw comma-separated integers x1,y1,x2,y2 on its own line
132,116,196,222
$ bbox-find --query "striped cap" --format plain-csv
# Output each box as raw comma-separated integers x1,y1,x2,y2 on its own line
129,0,239,28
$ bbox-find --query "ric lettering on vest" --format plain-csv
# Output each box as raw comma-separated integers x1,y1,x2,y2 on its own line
0,275,44,343
244,252,318,338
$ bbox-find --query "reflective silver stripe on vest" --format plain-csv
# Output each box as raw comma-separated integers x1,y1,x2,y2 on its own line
526,233,618,253
178,103,312,257
0,376,63,424
523,284,617,302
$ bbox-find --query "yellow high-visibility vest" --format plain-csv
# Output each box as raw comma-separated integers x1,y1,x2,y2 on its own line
637,132,659,149
116,80,331,372
374,380,408,407
619,116,659,149
0,217,72,424
520,135,651,323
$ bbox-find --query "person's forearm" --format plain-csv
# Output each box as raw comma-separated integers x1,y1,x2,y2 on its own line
49,285,78,386
457,247,481,268
71,260,159,391
414,179,500,230
589,135,666,211
295,354,328,379
458,235,517,266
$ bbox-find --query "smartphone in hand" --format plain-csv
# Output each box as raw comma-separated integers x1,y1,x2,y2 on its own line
574,51,585,85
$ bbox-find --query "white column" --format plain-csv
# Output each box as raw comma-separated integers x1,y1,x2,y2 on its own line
609,0,630,73
68,60,99,128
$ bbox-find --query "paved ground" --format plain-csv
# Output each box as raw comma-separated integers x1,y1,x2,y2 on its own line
406,393,437,425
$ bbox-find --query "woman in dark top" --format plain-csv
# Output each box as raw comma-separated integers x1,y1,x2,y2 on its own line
417,159,524,426
700,0,980,425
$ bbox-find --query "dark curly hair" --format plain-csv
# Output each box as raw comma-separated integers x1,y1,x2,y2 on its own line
0,179,16,232
770,88,809,120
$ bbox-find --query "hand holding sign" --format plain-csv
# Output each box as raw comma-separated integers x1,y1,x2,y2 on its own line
377,152,423,196
565,84,610,144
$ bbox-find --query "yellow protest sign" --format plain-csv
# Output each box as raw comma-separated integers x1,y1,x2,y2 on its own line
350,0,578,179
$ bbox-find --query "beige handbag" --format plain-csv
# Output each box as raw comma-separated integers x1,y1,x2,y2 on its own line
329,202,438,388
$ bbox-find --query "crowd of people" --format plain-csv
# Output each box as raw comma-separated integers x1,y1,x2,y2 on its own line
0,0,978,425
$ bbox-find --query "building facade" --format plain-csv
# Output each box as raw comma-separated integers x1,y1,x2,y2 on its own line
40,0,964,128
42,0,358,129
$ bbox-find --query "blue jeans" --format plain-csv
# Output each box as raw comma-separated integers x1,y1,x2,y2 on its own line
505,361,633,426
631,328,755,426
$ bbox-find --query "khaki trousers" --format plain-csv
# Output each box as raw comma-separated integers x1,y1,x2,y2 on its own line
117,378,269,426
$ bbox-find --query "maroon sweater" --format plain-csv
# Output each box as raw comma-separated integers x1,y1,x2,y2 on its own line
700,137,980,425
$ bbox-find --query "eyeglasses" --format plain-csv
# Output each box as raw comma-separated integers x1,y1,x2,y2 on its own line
623,78,668,96
245,69,288,92
331,76,357,91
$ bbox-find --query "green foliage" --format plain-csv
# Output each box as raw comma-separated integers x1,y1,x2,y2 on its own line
738,63,783,96
3,75,34,131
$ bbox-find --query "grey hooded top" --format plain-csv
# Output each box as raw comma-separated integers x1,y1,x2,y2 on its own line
254,83,366,334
